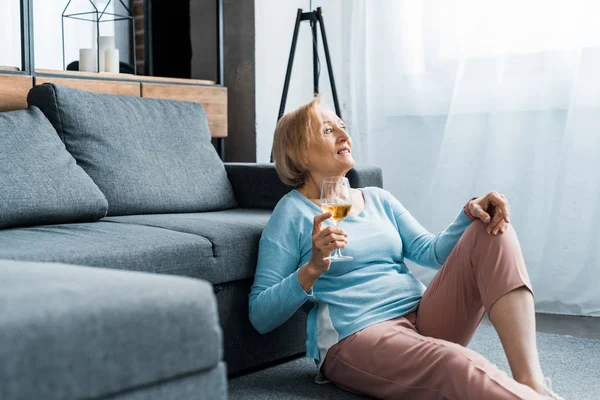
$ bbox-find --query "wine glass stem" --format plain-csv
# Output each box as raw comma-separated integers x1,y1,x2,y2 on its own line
334,220,343,258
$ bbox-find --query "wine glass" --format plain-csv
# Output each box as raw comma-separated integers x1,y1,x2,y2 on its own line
320,177,353,262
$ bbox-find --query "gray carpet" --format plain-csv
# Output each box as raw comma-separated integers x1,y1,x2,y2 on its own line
229,324,600,399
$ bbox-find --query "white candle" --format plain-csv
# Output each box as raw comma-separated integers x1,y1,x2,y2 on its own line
105,48,120,73
79,48,97,72
98,36,116,72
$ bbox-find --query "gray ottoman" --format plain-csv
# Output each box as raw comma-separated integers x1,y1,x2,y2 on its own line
0,260,226,400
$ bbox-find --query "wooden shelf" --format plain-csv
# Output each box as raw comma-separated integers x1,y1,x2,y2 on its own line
0,70,226,138
34,69,216,85
35,76,141,97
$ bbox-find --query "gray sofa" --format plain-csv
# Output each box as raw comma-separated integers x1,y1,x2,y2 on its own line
0,83,383,399
0,260,227,399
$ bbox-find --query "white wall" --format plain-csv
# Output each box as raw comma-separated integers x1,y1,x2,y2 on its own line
0,0,131,71
35,0,97,70
255,0,344,162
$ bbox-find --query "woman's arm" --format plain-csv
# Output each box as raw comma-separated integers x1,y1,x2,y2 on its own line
391,195,473,269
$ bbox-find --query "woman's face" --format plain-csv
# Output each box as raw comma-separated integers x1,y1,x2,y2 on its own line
305,106,355,178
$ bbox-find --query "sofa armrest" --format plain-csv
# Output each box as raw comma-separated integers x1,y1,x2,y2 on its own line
224,163,292,209
224,163,384,209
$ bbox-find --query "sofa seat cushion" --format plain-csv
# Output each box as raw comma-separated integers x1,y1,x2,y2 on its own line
103,208,272,284
0,260,222,400
0,107,108,229
27,83,237,216
0,221,214,277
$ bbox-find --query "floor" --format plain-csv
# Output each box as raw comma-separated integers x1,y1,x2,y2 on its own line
480,312,600,339
229,312,600,399
234,312,600,381
534,312,600,339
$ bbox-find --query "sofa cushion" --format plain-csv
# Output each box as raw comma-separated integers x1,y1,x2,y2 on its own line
27,83,237,216
0,107,108,229
0,221,214,277
0,260,223,400
103,208,272,284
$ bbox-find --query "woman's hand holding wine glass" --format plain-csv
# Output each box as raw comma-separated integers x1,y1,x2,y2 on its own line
309,212,349,273
298,211,348,293
298,177,353,293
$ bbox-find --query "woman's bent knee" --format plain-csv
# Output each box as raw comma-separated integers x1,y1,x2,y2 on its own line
465,219,518,246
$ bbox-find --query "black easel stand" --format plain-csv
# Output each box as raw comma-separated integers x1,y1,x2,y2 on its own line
272,7,341,162
279,7,341,119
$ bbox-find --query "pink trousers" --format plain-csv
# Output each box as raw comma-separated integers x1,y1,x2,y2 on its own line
321,220,545,400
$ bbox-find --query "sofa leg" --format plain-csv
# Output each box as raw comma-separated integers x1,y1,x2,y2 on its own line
217,138,225,160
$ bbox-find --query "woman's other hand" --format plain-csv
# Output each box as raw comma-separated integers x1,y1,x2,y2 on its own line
468,192,511,235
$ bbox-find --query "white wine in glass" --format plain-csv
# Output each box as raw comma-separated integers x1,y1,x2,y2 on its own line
320,177,353,262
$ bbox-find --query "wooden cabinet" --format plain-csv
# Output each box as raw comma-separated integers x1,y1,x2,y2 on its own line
0,75,33,112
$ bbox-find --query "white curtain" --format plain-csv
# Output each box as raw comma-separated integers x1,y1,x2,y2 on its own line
338,0,600,316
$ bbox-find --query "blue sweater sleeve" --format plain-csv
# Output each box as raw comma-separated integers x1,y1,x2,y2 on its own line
248,201,314,334
390,193,473,269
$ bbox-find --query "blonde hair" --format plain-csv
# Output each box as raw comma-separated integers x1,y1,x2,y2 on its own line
273,96,323,187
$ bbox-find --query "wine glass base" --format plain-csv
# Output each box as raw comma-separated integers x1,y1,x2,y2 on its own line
324,255,354,262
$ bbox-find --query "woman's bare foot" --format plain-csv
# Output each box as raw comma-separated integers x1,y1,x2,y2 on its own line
517,376,564,399
537,377,565,400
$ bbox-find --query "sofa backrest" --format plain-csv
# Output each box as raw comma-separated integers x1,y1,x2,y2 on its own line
28,83,237,216
0,107,108,229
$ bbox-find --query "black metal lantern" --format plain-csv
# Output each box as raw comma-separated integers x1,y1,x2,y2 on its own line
61,0,136,74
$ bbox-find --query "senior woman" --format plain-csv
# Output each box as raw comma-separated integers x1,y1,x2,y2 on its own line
249,96,562,400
